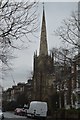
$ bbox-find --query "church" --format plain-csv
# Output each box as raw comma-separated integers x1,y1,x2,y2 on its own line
32,6,55,106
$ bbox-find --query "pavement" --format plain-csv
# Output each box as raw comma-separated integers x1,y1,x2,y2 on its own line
3,112,27,119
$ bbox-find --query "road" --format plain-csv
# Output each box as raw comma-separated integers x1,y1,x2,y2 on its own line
3,112,35,120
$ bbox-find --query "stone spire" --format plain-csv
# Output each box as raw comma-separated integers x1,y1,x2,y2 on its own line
39,4,48,56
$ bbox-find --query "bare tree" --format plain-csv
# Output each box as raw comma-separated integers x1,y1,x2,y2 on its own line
0,0,38,72
51,47,74,108
51,47,76,66
55,11,79,49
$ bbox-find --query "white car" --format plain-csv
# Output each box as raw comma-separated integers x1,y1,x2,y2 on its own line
0,109,4,119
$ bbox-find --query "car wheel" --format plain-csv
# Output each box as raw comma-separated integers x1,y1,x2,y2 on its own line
1,115,4,120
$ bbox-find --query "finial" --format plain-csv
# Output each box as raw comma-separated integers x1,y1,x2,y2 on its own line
42,2,44,10
36,50,37,56
42,2,44,5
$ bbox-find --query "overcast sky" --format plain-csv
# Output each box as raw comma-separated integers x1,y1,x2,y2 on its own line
3,2,78,90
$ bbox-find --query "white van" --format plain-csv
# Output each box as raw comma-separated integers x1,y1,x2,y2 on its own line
27,101,48,119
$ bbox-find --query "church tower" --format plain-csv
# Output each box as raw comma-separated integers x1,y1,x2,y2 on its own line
32,4,55,102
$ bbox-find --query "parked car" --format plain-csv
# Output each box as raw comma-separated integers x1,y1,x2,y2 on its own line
14,108,27,116
0,109,4,120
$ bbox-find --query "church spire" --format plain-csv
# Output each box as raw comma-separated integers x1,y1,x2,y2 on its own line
39,4,48,56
